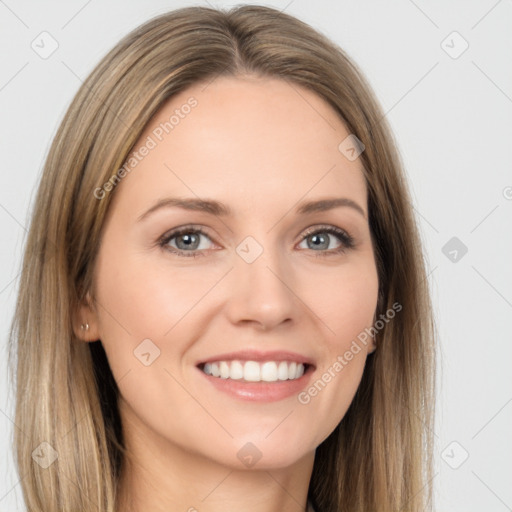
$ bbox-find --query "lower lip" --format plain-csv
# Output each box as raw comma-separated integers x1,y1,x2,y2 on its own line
197,366,314,402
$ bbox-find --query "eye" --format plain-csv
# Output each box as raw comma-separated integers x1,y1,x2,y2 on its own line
158,224,355,258
297,225,355,256
158,225,216,258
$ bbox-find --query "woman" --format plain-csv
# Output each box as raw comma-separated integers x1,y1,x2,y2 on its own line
9,5,436,511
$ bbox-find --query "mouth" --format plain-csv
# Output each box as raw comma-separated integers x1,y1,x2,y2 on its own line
195,350,315,402
198,360,310,382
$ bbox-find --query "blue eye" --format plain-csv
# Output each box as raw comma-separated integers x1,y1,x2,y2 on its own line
159,226,214,258
158,224,355,258
298,225,355,256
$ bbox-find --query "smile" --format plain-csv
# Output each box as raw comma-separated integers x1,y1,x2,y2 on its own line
201,360,306,382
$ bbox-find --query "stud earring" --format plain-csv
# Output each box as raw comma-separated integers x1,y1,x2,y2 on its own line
80,323,89,331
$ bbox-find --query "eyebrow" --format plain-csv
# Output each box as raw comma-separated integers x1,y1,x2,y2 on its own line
137,196,367,222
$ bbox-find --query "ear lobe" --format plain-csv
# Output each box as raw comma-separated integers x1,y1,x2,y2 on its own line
73,291,100,342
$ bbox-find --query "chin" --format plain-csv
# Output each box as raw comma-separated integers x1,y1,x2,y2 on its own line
207,433,316,472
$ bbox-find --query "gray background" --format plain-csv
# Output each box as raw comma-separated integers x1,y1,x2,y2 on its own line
1,1,511,510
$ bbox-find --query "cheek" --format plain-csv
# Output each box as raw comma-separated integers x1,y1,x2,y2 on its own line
306,257,379,345
296,258,377,437
91,249,210,428
94,248,213,339
92,243,227,385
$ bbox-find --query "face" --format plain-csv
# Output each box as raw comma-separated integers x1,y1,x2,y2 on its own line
79,75,379,471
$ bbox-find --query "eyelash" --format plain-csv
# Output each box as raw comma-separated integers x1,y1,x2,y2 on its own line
157,224,355,258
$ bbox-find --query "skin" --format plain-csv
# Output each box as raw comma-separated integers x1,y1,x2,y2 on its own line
76,75,379,512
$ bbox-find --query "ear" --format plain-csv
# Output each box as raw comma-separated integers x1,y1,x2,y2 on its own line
73,291,100,342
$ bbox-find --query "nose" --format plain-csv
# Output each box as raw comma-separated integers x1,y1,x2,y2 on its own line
224,240,298,331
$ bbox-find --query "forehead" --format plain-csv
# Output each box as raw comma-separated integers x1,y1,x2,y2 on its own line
111,76,367,218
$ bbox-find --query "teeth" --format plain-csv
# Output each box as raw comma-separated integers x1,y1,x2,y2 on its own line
261,362,277,382
230,360,244,380
219,361,230,379
201,360,306,381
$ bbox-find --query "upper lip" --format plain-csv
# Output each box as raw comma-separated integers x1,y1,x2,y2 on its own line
196,350,315,368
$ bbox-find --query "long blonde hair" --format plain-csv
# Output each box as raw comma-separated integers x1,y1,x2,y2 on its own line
9,5,436,511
